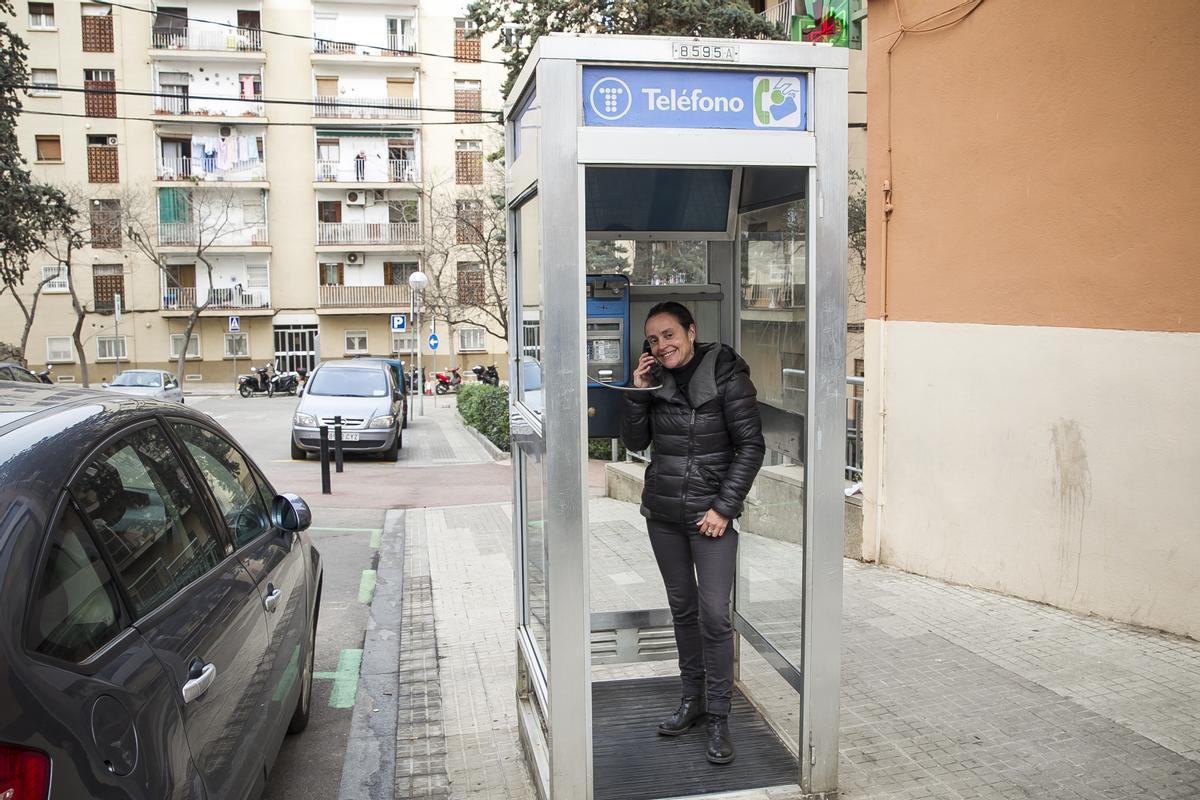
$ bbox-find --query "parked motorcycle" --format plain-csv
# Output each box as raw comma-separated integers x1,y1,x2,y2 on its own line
271,370,301,396
434,367,462,395
237,366,274,398
34,364,53,384
472,364,500,386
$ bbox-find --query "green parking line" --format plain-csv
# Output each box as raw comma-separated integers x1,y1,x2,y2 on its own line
313,648,363,709
358,569,378,604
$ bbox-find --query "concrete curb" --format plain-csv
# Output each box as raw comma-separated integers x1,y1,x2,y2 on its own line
455,411,510,461
337,509,405,800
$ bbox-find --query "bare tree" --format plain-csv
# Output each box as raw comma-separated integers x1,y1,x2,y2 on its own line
123,184,262,384
1,270,59,364
420,161,508,343
848,169,867,305
39,191,93,386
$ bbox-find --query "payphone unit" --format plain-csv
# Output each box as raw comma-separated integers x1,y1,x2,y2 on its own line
586,274,631,437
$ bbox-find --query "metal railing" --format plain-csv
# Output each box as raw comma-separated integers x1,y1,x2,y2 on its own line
759,1,793,27
313,33,416,56
314,158,420,183
319,284,413,307
153,92,264,117
316,222,421,245
161,286,271,310
152,27,262,52
742,283,805,309
157,222,269,246
157,156,265,182
312,96,419,120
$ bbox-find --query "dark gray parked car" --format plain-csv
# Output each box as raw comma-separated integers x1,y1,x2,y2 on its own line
0,384,321,799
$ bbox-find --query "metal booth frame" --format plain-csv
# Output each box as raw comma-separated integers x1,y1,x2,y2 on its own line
504,34,847,800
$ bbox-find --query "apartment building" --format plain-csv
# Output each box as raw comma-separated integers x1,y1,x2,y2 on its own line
7,0,506,384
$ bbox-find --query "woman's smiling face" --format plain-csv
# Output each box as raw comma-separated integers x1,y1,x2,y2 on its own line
645,313,696,370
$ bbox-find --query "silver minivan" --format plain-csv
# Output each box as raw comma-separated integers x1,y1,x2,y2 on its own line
291,360,403,461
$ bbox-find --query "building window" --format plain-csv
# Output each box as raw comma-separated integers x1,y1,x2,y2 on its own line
238,72,262,101
81,4,113,52
344,330,368,354
455,139,483,184
169,333,200,360
46,336,74,363
224,332,249,357
391,332,417,355
96,335,127,361
92,264,123,313
87,135,119,182
84,69,116,118
456,200,483,244
35,134,61,162
90,199,121,248
156,71,189,114
385,17,414,53
454,79,482,123
454,18,479,63
457,262,484,305
319,262,344,286
41,265,68,292
384,261,416,286
28,2,54,28
458,326,486,352
246,264,269,290
30,68,58,95
387,199,419,225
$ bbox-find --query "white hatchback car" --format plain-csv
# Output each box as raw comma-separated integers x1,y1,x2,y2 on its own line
104,369,185,403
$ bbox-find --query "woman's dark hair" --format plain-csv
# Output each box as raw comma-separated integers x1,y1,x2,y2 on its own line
645,301,696,331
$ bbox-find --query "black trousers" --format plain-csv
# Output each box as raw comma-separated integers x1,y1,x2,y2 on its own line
647,519,738,716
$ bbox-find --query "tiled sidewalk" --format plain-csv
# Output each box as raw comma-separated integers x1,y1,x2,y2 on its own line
408,497,1200,799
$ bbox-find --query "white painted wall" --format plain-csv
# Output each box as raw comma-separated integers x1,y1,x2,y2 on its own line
154,61,263,116
862,319,1200,639
312,65,419,101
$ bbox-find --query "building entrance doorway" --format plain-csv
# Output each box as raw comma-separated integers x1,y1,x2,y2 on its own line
274,324,318,372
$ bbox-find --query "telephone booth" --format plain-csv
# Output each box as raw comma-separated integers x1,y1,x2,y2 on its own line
505,34,848,800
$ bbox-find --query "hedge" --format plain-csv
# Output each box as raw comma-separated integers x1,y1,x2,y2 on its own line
457,383,511,452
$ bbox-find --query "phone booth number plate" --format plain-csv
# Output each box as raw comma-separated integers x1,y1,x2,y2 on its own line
672,42,740,62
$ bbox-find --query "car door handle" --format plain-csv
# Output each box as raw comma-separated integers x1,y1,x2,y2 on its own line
182,659,217,704
264,583,281,613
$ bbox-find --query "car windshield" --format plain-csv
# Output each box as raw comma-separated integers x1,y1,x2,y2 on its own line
306,367,388,397
112,372,162,388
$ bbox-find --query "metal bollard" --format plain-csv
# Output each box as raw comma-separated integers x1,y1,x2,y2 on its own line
333,415,344,473
319,425,331,495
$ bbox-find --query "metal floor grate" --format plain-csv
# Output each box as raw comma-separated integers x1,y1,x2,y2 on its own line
593,677,797,800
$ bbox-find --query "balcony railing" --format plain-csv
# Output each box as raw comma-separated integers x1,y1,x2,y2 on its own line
759,1,792,27
315,158,420,183
742,283,805,309
313,96,419,120
319,284,413,308
312,33,416,56
161,286,271,310
153,91,264,117
158,156,266,182
316,222,421,246
158,222,269,247
152,27,262,52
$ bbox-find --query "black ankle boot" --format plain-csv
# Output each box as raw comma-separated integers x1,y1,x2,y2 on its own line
706,715,735,764
657,696,707,736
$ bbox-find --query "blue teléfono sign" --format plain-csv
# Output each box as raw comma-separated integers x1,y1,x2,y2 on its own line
582,66,807,131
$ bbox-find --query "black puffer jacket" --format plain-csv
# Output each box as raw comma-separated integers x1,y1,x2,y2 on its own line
621,343,765,524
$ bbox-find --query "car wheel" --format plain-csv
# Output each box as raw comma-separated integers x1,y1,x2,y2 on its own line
288,591,319,735
383,433,399,462
291,439,307,460
401,408,408,430
239,384,251,398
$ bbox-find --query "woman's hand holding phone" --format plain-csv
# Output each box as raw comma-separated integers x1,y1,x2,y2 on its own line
632,341,657,388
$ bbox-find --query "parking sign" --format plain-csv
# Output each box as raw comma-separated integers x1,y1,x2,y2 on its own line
390,314,407,332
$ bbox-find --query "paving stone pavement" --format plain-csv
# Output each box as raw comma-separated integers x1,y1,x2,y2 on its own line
398,401,496,467
406,491,1200,800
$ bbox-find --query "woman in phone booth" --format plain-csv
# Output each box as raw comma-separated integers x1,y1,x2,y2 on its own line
620,301,765,766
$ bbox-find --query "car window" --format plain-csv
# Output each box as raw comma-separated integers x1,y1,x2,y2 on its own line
73,425,222,618
27,503,125,662
171,422,271,548
0,367,13,380
12,367,40,383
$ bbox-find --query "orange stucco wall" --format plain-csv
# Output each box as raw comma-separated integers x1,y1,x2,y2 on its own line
866,0,1200,333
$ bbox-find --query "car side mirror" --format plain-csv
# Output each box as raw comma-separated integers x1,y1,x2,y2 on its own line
272,493,312,532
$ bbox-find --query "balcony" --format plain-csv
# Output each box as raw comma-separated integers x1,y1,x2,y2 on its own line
315,159,419,183
313,96,419,121
313,33,416,57
759,1,792,27
319,284,413,308
158,222,269,248
152,27,263,53
158,156,266,183
154,92,264,118
316,222,420,246
161,286,271,311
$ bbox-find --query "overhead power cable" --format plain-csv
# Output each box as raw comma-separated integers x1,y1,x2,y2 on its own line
19,108,501,128
13,83,503,117
99,1,508,66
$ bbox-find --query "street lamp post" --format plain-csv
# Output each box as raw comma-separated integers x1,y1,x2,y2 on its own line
408,270,428,416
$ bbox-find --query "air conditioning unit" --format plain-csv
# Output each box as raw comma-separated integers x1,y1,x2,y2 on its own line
346,252,365,265
363,192,376,207
106,136,118,145
219,126,233,137
346,190,365,206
